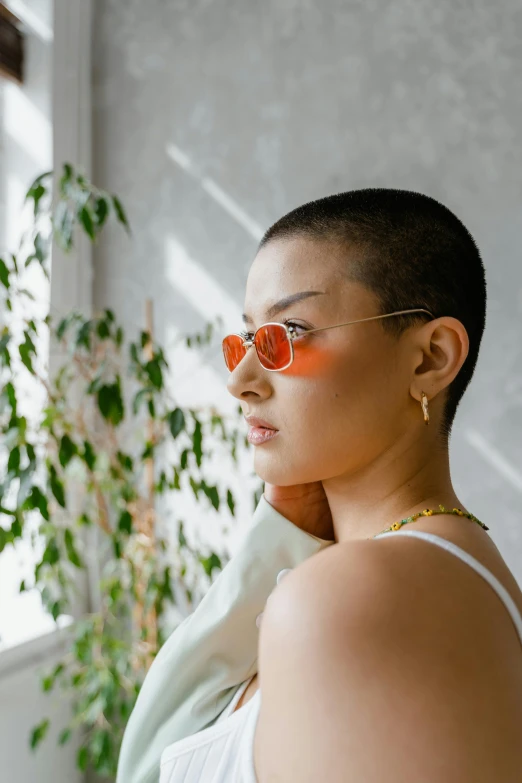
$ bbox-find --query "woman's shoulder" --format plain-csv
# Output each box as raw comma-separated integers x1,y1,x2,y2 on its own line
256,524,522,781
265,519,522,661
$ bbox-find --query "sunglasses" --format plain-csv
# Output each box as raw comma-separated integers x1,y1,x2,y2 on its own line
222,308,435,372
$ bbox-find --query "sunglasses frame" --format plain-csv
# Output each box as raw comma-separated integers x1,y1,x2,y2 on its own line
223,308,436,372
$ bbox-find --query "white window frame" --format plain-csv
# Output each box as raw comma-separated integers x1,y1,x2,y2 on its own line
0,0,95,674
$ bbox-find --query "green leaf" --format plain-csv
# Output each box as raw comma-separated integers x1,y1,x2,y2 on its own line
226,488,236,517
91,727,112,768
145,359,163,389
77,745,89,771
59,434,77,467
54,201,74,251
64,528,83,568
112,195,130,233
7,446,20,474
168,407,185,439
76,319,92,350
25,173,50,215
97,379,124,426
199,551,222,578
112,536,122,559
4,382,16,413
30,718,50,750
29,183,46,216
79,205,95,240
17,466,34,506
86,374,104,394
58,728,72,746
189,476,200,500
59,162,74,196
42,538,60,566
116,450,133,471
42,674,55,692
132,387,154,415
201,481,220,511
19,339,34,373
141,441,154,460
81,440,96,471
192,418,203,467
56,312,75,340
178,520,187,548
33,232,48,263
10,513,22,539
118,510,132,534
96,319,110,339
49,465,66,507
25,486,49,520
0,257,10,288
0,331,11,367
0,528,8,554
160,565,175,603
52,662,65,679
95,196,109,228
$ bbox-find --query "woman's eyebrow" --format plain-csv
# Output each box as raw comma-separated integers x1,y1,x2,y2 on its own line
242,290,326,324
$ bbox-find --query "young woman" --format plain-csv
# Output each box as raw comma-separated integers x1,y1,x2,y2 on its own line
147,189,522,782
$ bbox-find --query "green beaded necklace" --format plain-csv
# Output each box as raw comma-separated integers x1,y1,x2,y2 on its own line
372,505,489,539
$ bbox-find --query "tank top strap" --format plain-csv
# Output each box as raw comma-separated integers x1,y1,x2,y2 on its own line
218,674,257,722
375,529,522,645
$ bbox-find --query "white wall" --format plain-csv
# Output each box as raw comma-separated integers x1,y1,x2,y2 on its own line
91,0,522,584
0,630,82,783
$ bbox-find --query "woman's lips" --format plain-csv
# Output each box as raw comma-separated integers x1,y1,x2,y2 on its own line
247,426,279,445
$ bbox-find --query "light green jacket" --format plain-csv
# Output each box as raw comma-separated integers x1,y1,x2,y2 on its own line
116,494,334,783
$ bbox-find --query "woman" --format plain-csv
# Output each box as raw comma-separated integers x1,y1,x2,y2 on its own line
133,188,522,783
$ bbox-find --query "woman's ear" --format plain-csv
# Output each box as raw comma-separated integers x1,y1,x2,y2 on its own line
412,316,469,397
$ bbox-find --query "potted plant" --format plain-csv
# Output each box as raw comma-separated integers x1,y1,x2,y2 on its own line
0,164,262,778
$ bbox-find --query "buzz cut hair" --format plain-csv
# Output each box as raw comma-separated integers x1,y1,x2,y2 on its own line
258,188,487,442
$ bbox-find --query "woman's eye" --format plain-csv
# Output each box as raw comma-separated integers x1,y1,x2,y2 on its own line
241,322,306,340
283,320,307,335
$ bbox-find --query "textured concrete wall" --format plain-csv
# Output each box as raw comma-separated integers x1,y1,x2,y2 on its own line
92,1,522,580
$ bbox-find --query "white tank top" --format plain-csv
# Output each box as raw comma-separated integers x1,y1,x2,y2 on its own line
159,530,522,783
159,672,260,783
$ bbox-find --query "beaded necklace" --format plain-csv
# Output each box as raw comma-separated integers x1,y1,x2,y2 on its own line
372,505,489,538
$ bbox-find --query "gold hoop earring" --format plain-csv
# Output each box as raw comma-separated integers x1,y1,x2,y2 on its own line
421,391,429,425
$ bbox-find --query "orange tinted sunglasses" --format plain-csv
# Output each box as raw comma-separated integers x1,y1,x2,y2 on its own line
222,308,435,372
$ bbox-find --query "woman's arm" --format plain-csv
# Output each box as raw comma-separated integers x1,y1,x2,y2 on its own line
116,493,334,783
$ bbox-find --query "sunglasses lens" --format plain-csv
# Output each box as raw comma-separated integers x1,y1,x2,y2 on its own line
222,324,292,371
222,334,246,371
256,324,291,369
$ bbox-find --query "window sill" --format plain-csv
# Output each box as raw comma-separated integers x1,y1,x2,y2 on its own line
0,615,74,681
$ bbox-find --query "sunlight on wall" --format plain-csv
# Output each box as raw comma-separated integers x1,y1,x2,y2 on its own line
4,81,52,171
161,234,258,568
163,233,245,410
166,143,264,241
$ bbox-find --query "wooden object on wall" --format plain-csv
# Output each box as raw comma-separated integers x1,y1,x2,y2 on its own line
0,3,24,84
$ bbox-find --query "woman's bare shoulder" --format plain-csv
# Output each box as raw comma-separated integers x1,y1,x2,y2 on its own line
255,530,522,782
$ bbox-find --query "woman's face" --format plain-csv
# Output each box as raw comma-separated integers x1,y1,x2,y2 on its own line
226,236,420,487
